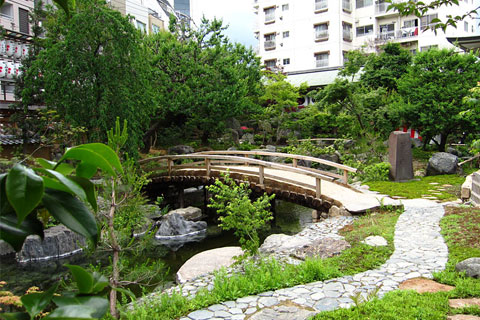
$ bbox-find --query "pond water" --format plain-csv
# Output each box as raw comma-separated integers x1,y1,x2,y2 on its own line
0,200,313,296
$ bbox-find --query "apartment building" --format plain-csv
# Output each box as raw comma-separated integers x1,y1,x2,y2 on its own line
253,0,479,87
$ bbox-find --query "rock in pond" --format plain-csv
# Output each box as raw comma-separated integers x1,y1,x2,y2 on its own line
155,213,207,251
17,225,86,263
165,206,202,221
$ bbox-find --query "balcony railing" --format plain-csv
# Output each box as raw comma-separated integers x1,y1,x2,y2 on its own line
343,30,353,41
315,0,327,11
264,40,276,50
265,13,275,23
315,30,329,41
375,2,394,15
342,0,351,12
316,59,328,68
376,30,395,41
397,27,418,38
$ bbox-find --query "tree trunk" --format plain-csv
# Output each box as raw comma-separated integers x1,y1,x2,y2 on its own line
108,180,120,318
201,131,209,146
141,120,162,153
438,134,448,152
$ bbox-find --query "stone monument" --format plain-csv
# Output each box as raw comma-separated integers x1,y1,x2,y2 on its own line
388,131,413,181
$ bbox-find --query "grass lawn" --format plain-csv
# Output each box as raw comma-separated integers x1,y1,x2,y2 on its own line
311,205,480,320
366,173,471,201
123,208,402,320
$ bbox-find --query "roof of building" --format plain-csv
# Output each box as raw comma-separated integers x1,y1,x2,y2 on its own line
0,135,39,145
286,67,341,87
446,35,480,52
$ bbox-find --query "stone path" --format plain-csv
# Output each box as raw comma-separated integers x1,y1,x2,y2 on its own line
180,199,448,320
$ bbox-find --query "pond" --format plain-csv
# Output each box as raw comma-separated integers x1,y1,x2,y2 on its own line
0,200,313,297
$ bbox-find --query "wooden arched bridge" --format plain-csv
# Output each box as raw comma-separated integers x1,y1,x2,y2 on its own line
140,150,399,213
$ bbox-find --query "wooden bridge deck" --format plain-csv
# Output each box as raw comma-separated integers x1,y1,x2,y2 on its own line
140,151,400,213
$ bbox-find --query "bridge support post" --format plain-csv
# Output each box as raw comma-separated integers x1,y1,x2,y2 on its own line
178,187,185,208
205,159,211,177
292,159,298,167
343,170,348,184
167,158,173,177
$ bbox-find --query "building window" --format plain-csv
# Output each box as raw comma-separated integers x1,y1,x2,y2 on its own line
420,45,438,52
356,0,372,9
19,8,30,34
356,24,373,37
264,7,275,23
264,33,276,50
282,4,289,11
0,3,13,18
283,31,290,38
420,13,438,29
315,0,328,12
400,19,419,37
265,59,277,70
283,58,290,65
343,51,349,65
464,21,469,32
378,23,395,40
314,23,329,41
315,52,329,68
343,22,352,41
410,49,417,55
342,0,351,12
151,24,161,34
136,21,147,33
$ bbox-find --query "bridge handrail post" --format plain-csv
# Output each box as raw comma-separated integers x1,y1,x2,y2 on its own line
167,158,173,177
316,178,321,198
244,154,249,166
343,170,348,184
292,159,298,168
259,165,265,186
205,158,211,177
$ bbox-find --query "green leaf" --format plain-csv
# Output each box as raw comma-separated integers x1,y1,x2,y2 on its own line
42,176,73,194
6,164,44,224
21,283,58,319
75,162,97,179
52,0,70,18
52,296,108,318
42,189,98,245
58,147,116,177
41,169,87,203
112,287,136,302
65,264,93,294
37,158,75,176
76,144,123,175
0,312,30,320
0,173,14,215
91,272,109,294
0,212,44,252
68,177,98,212
44,305,98,319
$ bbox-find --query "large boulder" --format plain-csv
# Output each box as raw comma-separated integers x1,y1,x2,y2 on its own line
17,225,86,263
292,238,351,260
157,213,206,236
0,240,14,256
426,152,459,176
456,257,480,278
168,145,194,155
165,206,202,221
259,234,311,255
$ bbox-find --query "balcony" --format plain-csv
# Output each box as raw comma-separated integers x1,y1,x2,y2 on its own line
265,14,275,24
343,30,353,41
315,30,329,41
342,0,351,12
375,1,397,17
396,27,418,39
264,40,276,50
376,30,395,41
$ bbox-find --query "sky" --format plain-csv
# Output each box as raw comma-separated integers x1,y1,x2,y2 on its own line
190,0,258,48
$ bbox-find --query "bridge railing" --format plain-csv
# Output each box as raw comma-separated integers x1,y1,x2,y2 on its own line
140,152,357,198
194,150,357,184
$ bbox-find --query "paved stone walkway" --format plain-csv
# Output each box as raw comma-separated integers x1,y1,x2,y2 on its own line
179,199,448,320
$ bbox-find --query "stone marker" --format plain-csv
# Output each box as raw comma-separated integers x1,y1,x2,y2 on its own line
388,131,414,181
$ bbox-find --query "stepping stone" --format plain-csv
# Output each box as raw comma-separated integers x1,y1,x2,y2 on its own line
449,298,480,309
391,196,407,199
447,315,480,320
249,303,315,320
443,184,453,187
398,278,455,293
429,182,440,185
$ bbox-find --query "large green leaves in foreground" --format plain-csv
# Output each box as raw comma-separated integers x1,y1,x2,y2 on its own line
0,143,120,251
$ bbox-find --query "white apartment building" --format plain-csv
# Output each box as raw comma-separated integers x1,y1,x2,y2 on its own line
253,0,479,87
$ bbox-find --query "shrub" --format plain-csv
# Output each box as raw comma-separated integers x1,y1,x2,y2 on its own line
362,162,391,182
